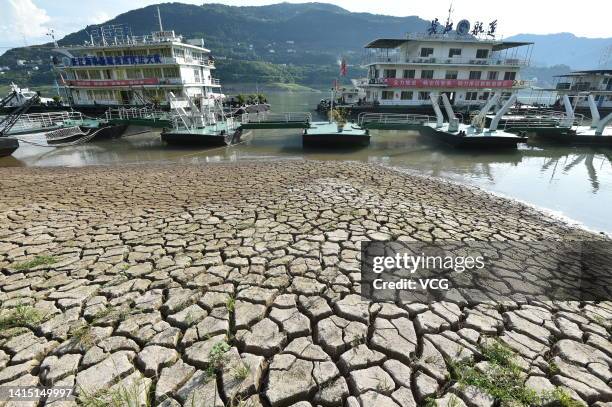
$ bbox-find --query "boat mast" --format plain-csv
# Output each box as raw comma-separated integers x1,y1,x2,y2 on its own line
157,7,164,31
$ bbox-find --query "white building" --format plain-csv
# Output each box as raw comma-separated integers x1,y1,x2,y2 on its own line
361,30,532,111
552,69,612,114
53,24,222,108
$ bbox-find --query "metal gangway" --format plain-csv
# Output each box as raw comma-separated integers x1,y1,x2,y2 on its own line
357,112,436,129
5,111,84,135
502,112,586,131
239,111,312,129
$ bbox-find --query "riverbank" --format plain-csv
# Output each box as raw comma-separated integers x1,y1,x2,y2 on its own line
1,160,610,406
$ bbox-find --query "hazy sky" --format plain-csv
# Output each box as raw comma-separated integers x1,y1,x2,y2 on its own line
1,0,611,54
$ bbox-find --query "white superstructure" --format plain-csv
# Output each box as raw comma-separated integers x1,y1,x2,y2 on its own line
361,21,533,110
3,83,54,107
52,20,222,109
552,70,612,113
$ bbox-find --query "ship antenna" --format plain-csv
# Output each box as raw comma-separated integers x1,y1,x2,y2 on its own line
157,6,164,31
446,2,453,26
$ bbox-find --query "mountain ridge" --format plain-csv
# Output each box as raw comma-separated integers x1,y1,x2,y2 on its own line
0,2,609,88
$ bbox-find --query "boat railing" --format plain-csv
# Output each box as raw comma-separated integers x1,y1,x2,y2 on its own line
105,107,167,121
7,111,84,134
502,113,587,130
241,112,312,124
364,54,529,67
357,112,434,126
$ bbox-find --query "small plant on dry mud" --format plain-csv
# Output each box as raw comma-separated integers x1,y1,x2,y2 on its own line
207,341,231,377
78,379,150,407
233,363,250,381
0,304,48,330
447,340,586,407
13,255,56,271
226,297,236,313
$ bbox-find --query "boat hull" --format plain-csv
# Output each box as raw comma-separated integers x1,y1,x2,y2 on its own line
161,131,228,147
302,133,370,147
0,137,19,157
302,122,370,147
91,124,128,140
535,132,612,145
422,126,527,149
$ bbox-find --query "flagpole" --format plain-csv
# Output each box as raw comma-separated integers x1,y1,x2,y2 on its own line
330,83,334,123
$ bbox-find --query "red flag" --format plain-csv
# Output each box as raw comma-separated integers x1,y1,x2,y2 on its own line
340,58,348,76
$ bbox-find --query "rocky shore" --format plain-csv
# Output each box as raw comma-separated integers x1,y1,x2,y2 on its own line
0,160,610,407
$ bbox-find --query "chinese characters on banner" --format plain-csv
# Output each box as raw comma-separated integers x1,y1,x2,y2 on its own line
382,78,514,88
66,78,160,87
69,55,163,66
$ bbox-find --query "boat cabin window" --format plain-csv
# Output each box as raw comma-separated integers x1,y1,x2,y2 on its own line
445,71,458,80
163,67,180,78
126,69,143,79
418,91,430,100
465,92,478,101
403,69,415,79
487,71,499,80
420,48,434,57
476,49,489,59
504,71,517,80
448,48,462,57
420,70,434,79
479,92,490,100
469,71,482,80
383,69,396,79
400,91,413,100
381,91,394,100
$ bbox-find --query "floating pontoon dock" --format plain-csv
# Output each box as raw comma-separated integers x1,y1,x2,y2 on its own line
239,112,311,130
303,121,370,147
358,92,528,149
161,122,240,146
501,95,612,146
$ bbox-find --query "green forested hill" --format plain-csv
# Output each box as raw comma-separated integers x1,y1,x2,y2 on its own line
0,2,609,89
0,2,427,88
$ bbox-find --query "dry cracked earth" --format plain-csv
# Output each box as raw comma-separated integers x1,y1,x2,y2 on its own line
0,160,610,407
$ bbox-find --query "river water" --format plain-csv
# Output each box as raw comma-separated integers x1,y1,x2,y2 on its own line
2,91,611,234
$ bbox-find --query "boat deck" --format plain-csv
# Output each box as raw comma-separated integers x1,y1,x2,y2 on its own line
423,123,528,148
161,123,239,146
303,121,370,147
574,125,612,137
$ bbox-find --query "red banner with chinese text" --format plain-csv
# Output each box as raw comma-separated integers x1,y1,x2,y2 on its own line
66,78,159,87
383,78,514,88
